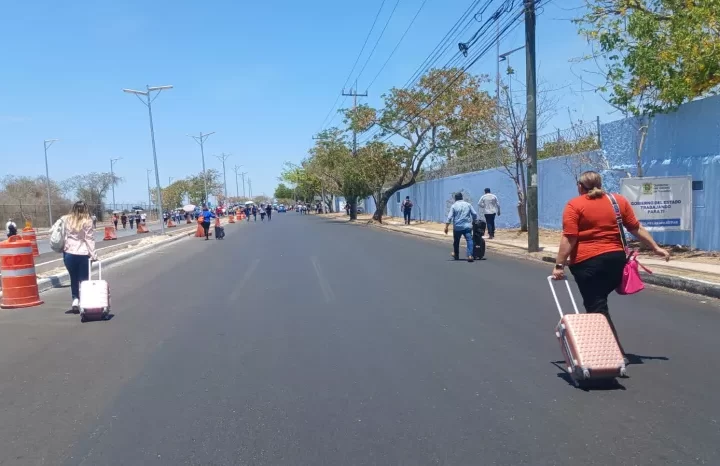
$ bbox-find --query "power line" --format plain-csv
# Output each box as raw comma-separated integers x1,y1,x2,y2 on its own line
366,0,430,90
353,0,402,86
316,0,389,133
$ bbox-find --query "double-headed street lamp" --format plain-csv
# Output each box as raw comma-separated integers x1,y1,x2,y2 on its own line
188,131,215,204
123,84,173,235
232,165,244,199
110,157,122,211
43,139,59,226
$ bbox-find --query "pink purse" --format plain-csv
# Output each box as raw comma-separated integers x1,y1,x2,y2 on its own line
607,194,652,295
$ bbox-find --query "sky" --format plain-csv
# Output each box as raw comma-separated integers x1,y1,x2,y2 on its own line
0,0,616,205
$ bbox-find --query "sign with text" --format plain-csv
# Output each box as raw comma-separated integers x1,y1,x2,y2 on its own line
619,176,692,231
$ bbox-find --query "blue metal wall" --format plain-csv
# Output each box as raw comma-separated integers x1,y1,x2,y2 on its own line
367,95,720,250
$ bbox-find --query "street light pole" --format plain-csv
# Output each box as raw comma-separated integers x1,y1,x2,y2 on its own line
110,157,122,211
123,84,173,235
43,139,58,227
248,178,253,198
188,131,215,204
524,0,539,252
240,172,247,198
146,169,153,214
232,165,243,198
214,153,230,203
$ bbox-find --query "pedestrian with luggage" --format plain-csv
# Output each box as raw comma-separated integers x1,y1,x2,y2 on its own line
5,218,17,238
551,171,670,358
61,201,98,312
401,196,413,225
478,188,500,239
265,204,273,221
444,192,478,263
200,204,215,241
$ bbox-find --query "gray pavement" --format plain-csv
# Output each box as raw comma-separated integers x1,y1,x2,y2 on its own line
0,213,718,465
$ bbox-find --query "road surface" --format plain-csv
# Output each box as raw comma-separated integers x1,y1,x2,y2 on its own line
0,213,718,465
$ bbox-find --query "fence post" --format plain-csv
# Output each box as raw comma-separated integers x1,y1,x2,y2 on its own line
596,115,602,149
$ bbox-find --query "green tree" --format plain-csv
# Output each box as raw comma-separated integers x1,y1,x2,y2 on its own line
575,0,720,116
345,68,496,223
185,169,222,205
274,183,294,200
0,175,69,227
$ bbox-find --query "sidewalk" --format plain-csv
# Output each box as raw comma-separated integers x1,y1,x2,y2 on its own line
330,213,720,299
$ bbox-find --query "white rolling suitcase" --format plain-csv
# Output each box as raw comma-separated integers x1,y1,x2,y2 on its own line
79,260,110,322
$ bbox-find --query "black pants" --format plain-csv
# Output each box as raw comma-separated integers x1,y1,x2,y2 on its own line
403,209,411,224
63,252,90,301
267,211,272,221
569,251,627,352
202,221,211,239
484,214,496,238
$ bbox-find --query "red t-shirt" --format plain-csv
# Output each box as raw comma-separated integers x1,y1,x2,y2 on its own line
562,193,640,265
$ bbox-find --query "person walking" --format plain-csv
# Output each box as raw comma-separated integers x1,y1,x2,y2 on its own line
5,218,17,238
129,214,135,229
200,204,215,241
551,171,670,359
120,213,127,229
251,205,258,222
245,205,252,222
444,192,478,263
62,201,98,312
401,196,413,225
478,188,500,239
91,214,97,229
265,204,273,221
112,213,119,230
140,212,147,224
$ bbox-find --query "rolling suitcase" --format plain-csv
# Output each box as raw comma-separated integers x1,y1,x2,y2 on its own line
472,220,486,260
215,225,225,239
548,276,626,386
79,261,110,323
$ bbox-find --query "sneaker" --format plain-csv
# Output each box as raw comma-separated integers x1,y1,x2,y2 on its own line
467,258,475,263
71,298,79,312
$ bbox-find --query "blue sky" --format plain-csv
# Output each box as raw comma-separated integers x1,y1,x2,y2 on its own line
0,0,615,204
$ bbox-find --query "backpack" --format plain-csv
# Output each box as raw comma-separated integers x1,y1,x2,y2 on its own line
49,216,66,253
8,223,17,236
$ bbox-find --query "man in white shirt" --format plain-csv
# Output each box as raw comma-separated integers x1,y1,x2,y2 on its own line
478,188,500,239
140,212,147,224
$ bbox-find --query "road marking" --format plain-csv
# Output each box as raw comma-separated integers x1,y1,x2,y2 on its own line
228,259,260,301
311,256,335,303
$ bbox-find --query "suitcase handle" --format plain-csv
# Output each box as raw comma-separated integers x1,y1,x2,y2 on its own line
89,259,102,281
547,276,579,318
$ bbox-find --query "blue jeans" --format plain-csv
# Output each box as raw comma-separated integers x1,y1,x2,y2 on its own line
63,252,90,300
453,229,473,260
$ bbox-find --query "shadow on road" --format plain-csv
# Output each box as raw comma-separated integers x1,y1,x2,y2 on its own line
551,361,627,392
624,353,670,365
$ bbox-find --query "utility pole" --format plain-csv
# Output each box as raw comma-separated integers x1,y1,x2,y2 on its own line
214,153,230,203
188,131,215,204
341,85,368,220
248,178,253,198
240,172,248,198
232,165,243,198
524,0,539,252
43,139,59,227
146,169,153,215
110,157,122,211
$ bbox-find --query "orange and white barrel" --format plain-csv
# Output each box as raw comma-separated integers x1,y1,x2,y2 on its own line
0,236,43,309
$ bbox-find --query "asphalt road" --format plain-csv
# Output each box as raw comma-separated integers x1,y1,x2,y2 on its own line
0,213,718,465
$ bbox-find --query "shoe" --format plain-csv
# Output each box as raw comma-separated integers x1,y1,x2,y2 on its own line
467,258,474,263
71,298,79,312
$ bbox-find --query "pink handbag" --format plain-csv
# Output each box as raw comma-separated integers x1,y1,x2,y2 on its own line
607,194,652,295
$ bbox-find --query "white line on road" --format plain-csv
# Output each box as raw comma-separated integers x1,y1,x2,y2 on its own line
311,256,335,303
229,259,260,302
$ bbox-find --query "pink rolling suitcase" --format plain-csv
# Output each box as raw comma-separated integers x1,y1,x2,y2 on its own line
79,260,110,323
548,276,626,386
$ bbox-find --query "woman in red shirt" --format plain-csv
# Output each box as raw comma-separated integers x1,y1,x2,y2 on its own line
551,171,670,356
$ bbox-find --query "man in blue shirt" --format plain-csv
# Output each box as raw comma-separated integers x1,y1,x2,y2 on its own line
444,192,478,262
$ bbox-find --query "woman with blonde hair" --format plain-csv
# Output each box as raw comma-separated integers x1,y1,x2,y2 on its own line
62,201,98,312
552,171,669,358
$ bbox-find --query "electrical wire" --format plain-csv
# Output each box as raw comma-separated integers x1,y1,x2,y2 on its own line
353,0,402,86
316,0,389,133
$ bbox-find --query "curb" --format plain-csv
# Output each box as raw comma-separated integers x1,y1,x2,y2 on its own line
0,229,197,299
334,217,720,300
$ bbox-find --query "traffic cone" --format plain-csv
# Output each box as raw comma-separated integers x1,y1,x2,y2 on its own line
195,218,212,237
137,223,149,234
228,215,235,224
167,218,176,227
21,223,40,257
103,226,117,240
0,236,43,308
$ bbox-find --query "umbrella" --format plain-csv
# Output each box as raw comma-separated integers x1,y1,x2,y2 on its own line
131,206,144,211
183,204,197,213
244,201,254,205
113,210,122,214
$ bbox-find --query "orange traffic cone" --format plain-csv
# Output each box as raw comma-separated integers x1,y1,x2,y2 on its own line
228,215,235,224
103,226,118,240
195,218,212,238
167,218,176,227
137,223,149,234
0,236,43,308
21,223,40,257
